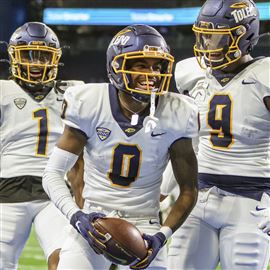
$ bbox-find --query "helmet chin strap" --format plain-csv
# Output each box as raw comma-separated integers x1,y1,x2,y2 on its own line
131,91,151,103
143,90,158,133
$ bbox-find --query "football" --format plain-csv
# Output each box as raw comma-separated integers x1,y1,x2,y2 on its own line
93,217,147,265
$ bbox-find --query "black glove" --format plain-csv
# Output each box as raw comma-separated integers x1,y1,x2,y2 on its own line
70,210,106,254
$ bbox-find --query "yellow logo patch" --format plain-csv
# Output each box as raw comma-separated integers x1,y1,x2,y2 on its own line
31,41,46,45
230,2,249,9
125,128,136,133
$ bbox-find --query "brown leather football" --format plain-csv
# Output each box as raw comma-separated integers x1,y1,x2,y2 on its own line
93,217,147,265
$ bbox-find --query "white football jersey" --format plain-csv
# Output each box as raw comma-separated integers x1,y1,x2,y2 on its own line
63,83,199,216
0,80,83,178
192,58,270,178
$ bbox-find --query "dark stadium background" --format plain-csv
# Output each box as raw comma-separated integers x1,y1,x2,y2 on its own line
0,0,269,89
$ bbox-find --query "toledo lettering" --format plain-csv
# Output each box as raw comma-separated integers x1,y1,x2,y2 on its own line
231,7,257,23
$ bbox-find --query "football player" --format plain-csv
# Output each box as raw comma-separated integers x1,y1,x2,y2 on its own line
42,24,199,270
164,0,270,269
0,22,83,270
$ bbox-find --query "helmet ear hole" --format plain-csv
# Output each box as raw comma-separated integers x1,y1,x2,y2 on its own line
234,50,242,58
236,26,246,36
111,61,119,70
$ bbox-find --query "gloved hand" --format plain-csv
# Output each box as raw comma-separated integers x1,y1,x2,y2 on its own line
70,210,107,254
251,207,270,235
250,193,270,235
130,232,166,269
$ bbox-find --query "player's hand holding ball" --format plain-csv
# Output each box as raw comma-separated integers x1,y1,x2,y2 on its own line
70,211,107,254
130,231,167,269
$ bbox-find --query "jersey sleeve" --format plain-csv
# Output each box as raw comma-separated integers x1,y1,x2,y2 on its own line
176,95,199,140
253,58,270,99
159,93,200,143
185,99,200,138
62,85,94,138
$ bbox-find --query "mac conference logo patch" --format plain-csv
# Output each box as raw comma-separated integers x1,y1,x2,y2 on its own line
96,127,111,141
14,98,27,109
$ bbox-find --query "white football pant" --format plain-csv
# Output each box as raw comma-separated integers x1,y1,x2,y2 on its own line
0,200,68,270
168,187,270,270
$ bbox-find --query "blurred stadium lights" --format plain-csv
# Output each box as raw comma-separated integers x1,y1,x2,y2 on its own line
43,8,200,25
43,3,270,26
41,0,204,8
1,0,268,82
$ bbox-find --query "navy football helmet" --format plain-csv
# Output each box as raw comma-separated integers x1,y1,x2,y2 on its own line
106,24,174,98
8,22,62,85
193,0,260,69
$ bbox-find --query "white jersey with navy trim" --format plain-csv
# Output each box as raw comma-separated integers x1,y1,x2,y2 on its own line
0,80,83,178
191,57,270,179
166,58,270,270
62,83,199,216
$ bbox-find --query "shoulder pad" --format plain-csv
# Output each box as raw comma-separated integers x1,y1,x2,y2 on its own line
54,80,85,94
175,57,206,94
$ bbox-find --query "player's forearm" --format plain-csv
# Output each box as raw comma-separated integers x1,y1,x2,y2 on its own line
42,146,80,220
162,188,198,233
166,137,198,232
67,153,85,208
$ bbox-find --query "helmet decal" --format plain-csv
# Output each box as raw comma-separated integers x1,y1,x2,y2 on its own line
109,30,132,47
230,4,257,23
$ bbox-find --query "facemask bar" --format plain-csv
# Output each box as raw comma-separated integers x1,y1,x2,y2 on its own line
8,44,62,84
112,49,174,95
193,24,246,70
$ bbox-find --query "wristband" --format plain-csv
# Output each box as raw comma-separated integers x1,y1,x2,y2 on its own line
159,226,173,240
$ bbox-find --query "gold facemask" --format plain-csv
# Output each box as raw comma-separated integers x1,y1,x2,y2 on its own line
111,47,174,95
193,23,246,70
8,44,62,84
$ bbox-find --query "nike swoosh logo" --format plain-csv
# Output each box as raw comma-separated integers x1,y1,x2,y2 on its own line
216,24,227,29
75,221,82,233
149,219,159,225
151,132,166,137
256,206,266,211
242,80,256,85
